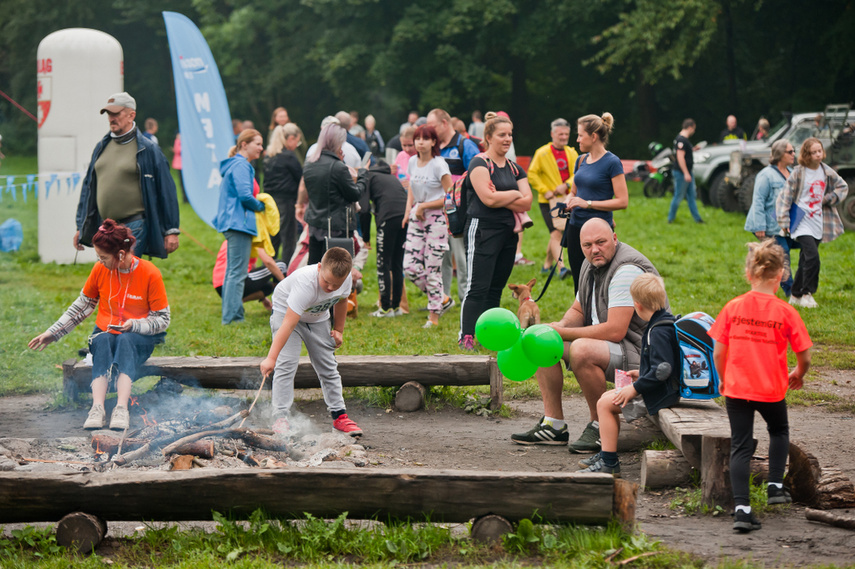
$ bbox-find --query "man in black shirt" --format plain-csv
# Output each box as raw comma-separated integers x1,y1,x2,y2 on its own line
667,119,704,224
719,115,747,142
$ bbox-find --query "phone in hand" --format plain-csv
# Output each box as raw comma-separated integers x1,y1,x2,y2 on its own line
108,324,124,331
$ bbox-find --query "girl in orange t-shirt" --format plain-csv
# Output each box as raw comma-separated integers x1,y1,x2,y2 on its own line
28,220,170,431
708,239,811,533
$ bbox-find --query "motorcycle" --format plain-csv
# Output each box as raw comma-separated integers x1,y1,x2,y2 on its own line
642,141,675,198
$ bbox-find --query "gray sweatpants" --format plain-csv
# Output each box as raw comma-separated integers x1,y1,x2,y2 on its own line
270,311,346,419
442,235,469,301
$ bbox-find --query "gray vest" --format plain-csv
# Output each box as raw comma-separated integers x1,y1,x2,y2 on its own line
578,241,667,368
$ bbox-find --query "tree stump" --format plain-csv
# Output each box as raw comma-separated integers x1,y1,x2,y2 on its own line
641,450,694,489
701,435,732,509
394,381,426,412
55,512,107,553
786,442,855,508
471,514,513,543
613,479,639,530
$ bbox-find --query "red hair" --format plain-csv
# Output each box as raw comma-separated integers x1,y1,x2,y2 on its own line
92,219,135,256
413,125,441,157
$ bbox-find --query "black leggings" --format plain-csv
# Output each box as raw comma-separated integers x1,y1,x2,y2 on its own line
562,223,585,295
376,215,406,310
792,235,821,297
460,219,518,338
726,396,789,506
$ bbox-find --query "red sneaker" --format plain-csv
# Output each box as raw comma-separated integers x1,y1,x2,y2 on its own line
272,417,291,438
333,413,363,437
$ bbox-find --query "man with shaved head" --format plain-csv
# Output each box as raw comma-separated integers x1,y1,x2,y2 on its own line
512,218,667,453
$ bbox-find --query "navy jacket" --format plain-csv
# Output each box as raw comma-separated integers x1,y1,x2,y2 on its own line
77,129,180,259
634,309,682,415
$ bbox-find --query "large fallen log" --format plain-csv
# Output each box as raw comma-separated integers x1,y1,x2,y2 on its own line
0,468,629,526
787,442,855,509
64,355,503,409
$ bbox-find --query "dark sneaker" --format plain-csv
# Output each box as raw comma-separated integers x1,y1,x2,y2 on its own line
578,457,621,477
559,268,571,280
578,451,602,468
511,418,569,445
733,509,762,533
568,421,601,454
440,296,455,315
767,485,792,505
333,413,363,437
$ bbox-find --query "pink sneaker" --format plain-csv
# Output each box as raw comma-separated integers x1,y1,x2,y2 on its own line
333,413,363,437
272,417,291,437
459,334,476,351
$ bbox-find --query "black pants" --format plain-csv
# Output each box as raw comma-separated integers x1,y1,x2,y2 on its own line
562,223,585,295
359,211,372,246
460,218,518,338
376,215,406,310
726,396,789,507
270,194,298,266
792,235,821,297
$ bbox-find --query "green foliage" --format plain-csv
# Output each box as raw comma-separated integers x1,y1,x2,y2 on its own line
0,525,64,558
669,476,779,516
643,438,677,451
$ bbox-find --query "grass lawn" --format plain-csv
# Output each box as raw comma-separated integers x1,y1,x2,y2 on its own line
2,156,853,398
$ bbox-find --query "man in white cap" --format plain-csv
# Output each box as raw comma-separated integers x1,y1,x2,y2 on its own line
74,92,180,258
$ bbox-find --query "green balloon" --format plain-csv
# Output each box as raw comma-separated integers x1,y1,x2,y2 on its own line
475,308,521,352
497,338,539,382
521,324,565,367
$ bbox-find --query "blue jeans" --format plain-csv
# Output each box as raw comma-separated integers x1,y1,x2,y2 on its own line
773,235,797,297
125,218,148,257
89,327,164,385
222,230,253,324
668,171,702,222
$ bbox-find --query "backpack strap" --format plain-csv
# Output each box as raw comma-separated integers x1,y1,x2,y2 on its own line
648,317,682,387
574,153,586,173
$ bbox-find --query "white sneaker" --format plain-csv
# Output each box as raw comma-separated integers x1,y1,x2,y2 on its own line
84,404,106,430
393,307,406,316
800,293,818,308
370,308,396,317
789,295,804,307
109,406,130,430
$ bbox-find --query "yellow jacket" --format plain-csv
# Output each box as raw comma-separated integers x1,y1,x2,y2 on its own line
528,143,580,203
253,193,280,256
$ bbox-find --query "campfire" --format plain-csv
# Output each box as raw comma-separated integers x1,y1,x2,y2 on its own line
4,382,371,473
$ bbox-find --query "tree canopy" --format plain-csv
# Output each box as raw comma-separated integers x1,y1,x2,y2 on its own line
1,0,853,157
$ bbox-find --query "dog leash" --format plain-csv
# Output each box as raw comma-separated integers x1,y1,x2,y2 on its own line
533,248,562,303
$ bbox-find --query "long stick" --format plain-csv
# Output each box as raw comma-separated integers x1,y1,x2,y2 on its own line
239,375,267,428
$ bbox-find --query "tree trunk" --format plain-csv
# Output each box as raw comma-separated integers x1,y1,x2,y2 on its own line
701,435,732,509
640,450,693,489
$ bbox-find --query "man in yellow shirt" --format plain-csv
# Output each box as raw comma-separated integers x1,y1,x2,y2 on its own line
527,118,579,279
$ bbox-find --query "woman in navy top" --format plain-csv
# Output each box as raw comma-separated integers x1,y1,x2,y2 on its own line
562,113,628,292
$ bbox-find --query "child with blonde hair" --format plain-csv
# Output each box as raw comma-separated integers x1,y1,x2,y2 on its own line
709,240,812,532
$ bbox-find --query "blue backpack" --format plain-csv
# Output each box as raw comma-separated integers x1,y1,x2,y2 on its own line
651,311,720,400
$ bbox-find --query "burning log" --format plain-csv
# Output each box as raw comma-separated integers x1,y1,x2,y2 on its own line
91,435,147,457
160,428,287,457
169,440,215,459
169,455,195,470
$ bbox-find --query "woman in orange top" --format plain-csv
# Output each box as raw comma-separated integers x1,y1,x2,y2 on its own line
28,220,170,431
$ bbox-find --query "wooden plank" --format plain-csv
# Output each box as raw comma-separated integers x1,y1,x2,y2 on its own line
0,468,619,525
65,355,497,391
653,400,732,469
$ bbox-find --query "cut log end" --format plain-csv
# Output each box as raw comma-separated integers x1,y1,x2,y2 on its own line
640,450,693,489
55,512,107,553
394,381,426,412
471,514,513,543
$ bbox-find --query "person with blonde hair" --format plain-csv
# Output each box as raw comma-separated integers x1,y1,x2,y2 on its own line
458,112,532,349
709,240,812,532
213,129,268,324
265,124,303,264
775,137,849,308
560,112,628,293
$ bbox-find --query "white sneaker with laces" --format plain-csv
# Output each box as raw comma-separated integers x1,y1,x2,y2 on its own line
109,406,130,430
84,404,106,430
800,293,818,308
789,295,803,307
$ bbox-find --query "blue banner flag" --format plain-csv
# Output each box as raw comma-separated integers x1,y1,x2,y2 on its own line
163,11,233,228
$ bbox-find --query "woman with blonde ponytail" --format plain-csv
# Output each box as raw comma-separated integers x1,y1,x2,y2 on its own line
562,112,628,292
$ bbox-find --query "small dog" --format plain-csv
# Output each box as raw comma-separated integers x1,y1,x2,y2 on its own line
508,278,540,329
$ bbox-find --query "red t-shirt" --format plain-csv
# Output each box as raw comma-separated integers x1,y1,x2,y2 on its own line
708,291,812,402
549,145,571,182
83,258,169,334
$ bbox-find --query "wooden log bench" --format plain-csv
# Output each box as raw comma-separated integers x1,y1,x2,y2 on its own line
62,354,504,410
0,469,638,533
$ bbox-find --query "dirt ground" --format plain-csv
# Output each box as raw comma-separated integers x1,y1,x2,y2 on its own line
1,370,855,568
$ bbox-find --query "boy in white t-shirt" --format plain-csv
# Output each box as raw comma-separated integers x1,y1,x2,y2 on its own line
259,247,362,436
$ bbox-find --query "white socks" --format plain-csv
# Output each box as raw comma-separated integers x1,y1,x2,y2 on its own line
542,416,566,430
